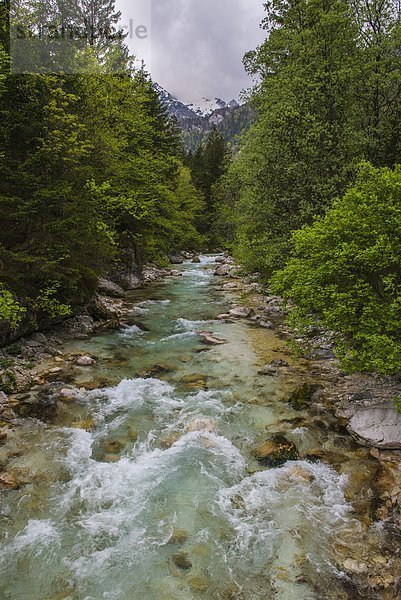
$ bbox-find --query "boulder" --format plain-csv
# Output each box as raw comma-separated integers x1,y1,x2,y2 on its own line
169,270,183,277
76,356,96,367
187,417,216,433
214,264,231,276
252,434,298,467
160,431,180,449
200,333,226,345
181,373,206,384
107,248,142,290
192,256,201,263
25,340,43,348
97,278,125,299
229,307,253,318
31,332,48,344
215,256,226,263
170,255,184,265
88,294,122,321
347,403,401,449
259,320,274,329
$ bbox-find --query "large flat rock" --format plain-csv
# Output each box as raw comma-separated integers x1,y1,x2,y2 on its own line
347,403,401,449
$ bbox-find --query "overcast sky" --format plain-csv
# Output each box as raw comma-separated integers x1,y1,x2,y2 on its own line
117,0,267,103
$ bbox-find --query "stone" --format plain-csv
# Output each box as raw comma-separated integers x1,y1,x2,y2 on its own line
192,256,201,263
103,440,123,453
214,264,231,276
25,340,43,348
181,373,206,384
128,428,138,442
347,403,401,449
58,387,79,402
48,367,63,374
229,307,253,318
31,332,48,344
170,255,184,265
0,391,8,404
160,432,180,449
200,334,226,346
188,576,209,592
270,359,289,367
71,418,94,430
288,465,314,482
76,356,96,367
97,278,125,298
252,434,298,467
215,256,225,263
172,552,192,570
0,473,21,489
259,320,274,329
217,314,231,320
187,417,216,433
169,270,183,277
304,449,346,465
258,365,278,376
168,528,188,544
342,559,368,574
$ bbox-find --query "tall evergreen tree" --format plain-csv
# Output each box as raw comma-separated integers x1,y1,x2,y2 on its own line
223,0,362,276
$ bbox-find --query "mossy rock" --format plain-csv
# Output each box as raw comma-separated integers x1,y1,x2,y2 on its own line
252,434,299,467
287,383,320,411
172,551,192,571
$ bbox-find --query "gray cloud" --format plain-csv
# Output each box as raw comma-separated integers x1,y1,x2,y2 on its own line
118,0,266,102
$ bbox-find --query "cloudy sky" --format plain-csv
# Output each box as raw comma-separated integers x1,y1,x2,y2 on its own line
117,0,267,103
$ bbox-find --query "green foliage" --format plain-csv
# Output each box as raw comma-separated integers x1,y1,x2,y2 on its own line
394,397,401,414
0,0,204,338
5,343,22,357
0,286,26,328
219,0,363,276
272,163,401,374
0,370,16,395
0,357,14,370
187,127,229,243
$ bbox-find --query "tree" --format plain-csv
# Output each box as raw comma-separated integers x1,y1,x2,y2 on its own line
222,0,362,276
271,163,401,374
188,126,228,240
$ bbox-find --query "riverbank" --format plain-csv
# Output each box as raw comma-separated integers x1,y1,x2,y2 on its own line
212,256,401,597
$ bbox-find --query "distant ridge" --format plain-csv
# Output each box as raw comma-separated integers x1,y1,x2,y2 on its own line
153,83,254,151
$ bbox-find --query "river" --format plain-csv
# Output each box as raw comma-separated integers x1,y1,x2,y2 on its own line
0,256,367,599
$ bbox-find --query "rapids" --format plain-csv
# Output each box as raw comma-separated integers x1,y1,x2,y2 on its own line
0,256,362,599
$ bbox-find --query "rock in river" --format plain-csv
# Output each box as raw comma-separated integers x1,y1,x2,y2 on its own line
76,356,96,367
347,403,401,449
214,264,231,276
229,306,253,318
252,434,299,467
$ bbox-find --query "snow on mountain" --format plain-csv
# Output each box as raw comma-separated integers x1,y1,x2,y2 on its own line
153,82,252,152
153,83,239,122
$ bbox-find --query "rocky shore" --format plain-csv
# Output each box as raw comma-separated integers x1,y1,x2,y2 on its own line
0,254,194,405
212,254,401,598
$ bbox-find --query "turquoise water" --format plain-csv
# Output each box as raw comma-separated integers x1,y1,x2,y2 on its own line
0,257,361,599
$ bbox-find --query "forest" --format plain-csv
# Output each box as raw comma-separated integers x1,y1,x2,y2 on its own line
2,0,401,376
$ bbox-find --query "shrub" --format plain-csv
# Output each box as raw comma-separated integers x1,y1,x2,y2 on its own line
272,163,401,374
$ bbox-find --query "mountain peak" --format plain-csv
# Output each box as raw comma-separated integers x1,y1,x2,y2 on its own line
153,83,239,120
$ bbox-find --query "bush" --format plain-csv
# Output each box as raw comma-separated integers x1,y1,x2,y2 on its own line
272,163,401,374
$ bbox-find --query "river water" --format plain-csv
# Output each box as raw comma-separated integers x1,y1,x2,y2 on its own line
0,256,367,599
